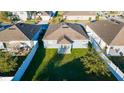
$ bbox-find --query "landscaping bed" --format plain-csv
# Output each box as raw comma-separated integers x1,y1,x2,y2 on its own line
0,51,26,76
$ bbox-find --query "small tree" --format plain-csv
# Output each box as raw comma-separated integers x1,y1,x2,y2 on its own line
80,51,110,76
0,51,18,73
88,17,92,22
96,15,100,21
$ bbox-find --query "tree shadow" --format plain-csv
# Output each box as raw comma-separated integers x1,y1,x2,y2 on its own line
36,56,116,81
35,53,65,81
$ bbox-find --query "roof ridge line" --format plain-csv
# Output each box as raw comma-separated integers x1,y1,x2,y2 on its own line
110,25,124,45
15,24,30,40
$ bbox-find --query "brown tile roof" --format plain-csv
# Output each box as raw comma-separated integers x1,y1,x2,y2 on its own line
63,11,97,16
0,23,41,41
43,22,88,44
88,20,124,45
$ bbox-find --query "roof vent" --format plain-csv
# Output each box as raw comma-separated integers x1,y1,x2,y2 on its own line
110,18,121,24
62,23,69,28
115,21,120,24
9,27,16,30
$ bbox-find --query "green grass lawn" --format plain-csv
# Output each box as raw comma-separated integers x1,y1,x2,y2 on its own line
110,56,124,73
21,42,116,81
24,19,37,24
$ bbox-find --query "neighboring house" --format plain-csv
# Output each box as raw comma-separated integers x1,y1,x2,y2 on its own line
32,11,53,24
12,11,32,21
86,20,124,56
43,22,88,54
0,23,42,56
63,11,97,21
0,24,11,31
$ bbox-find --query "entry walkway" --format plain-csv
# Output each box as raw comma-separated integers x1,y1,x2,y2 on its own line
91,39,124,81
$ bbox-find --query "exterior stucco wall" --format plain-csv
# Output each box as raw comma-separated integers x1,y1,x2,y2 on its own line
72,40,88,48
43,40,59,48
8,41,35,48
43,40,88,48
12,11,28,21
63,15,96,20
108,45,124,56
0,42,5,49
41,16,51,21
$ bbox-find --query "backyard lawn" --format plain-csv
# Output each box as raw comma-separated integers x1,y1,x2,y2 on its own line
21,42,116,81
24,19,37,24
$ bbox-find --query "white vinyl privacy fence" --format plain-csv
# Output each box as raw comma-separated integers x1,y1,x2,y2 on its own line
12,41,39,81
91,39,124,81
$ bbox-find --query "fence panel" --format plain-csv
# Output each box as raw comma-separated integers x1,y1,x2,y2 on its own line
91,39,124,81
12,42,39,81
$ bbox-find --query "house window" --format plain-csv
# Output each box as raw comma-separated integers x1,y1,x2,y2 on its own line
115,48,120,53
120,52,123,56
110,47,114,49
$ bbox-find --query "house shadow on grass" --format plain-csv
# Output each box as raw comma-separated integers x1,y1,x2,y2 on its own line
34,53,65,81
35,57,116,81
21,41,46,81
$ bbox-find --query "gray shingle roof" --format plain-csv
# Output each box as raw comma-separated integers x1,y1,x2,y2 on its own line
0,23,41,41
43,22,88,44
63,11,97,16
88,20,124,45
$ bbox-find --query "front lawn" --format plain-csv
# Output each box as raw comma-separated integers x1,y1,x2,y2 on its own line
21,43,116,81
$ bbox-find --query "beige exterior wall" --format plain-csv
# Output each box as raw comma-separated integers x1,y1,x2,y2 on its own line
63,15,96,20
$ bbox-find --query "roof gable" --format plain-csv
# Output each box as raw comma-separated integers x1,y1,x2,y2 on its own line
16,23,41,40
57,35,73,44
88,20,124,45
110,26,124,45
0,25,30,42
0,23,41,41
43,22,88,41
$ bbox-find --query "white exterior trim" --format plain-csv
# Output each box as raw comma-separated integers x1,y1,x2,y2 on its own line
43,39,88,54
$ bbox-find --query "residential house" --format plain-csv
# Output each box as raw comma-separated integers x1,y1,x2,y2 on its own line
0,23,42,56
12,11,32,21
86,20,124,56
32,11,53,24
43,22,88,54
63,11,97,21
